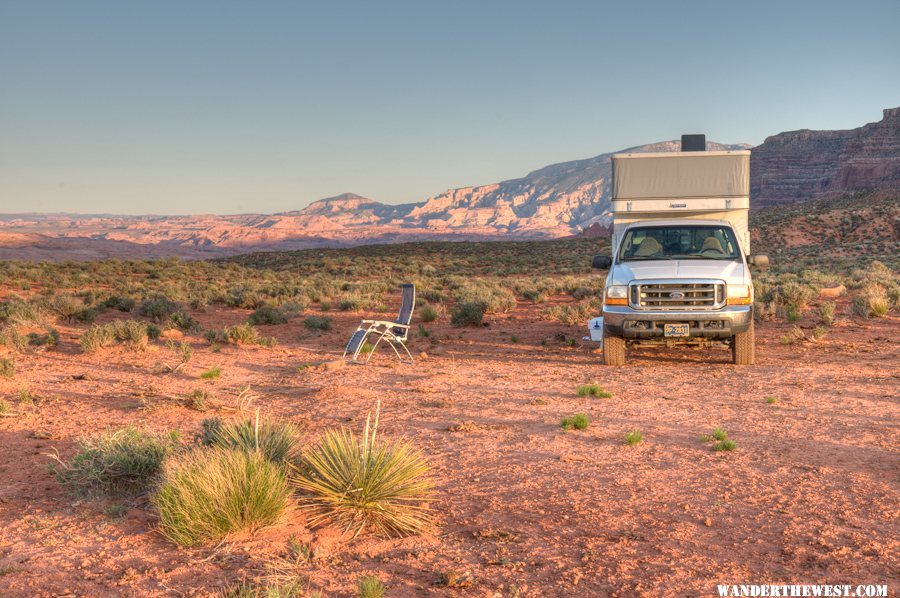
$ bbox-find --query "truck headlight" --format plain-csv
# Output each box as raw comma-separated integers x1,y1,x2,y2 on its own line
605,285,628,306
726,284,752,305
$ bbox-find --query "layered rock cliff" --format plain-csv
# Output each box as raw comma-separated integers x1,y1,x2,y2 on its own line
750,108,900,206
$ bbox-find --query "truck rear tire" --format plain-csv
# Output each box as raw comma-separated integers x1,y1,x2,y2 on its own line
603,335,626,366
732,321,755,365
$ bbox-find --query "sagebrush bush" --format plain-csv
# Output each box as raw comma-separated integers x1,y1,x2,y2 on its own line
51,426,178,497
293,405,433,537
203,416,302,465
451,302,484,327
153,448,289,546
419,304,438,323
140,296,179,322
169,310,200,332
818,301,836,326
303,316,332,331
81,320,150,353
248,304,290,326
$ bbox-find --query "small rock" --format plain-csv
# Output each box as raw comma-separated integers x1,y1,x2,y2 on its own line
418,351,428,360
704,517,712,527
160,329,183,340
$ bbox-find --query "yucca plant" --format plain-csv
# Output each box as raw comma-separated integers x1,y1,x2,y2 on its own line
205,414,302,465
153,448,289,546
293,402,433,537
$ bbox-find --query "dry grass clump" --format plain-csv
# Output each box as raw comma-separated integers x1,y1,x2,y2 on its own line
0,357,14,379
50,426,179,497
205,323,276,347
852,284,891,318
201,416,302,465
293,404,433,537
577,384,612,398
153,448,290,546
81,320,151,353
357,576,385,598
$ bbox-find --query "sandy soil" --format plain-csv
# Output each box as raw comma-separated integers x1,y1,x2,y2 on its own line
0,300,897,596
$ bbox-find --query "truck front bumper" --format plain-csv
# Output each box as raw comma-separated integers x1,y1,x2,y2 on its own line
602,305,752,339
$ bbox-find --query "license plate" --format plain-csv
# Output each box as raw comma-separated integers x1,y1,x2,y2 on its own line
664,323,690,337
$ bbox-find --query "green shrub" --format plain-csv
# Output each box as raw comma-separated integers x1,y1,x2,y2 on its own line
200,366,222,380
624,430,643,446
248,305,290,326
153,448,289,546
81,320,150,353
51,426,178,497
204,416,302,465
713,439,737,452
293,406,433,537
560,413,589,431
818,301,836,326
0,358,14,378
139,296,179,322
169,310,200,332
420,304,438,323
214,323,276,346
357,576,385,598
104,295,136,312
577,384,612,398
303,316,332,332
451,302,484,327
0,398,9,416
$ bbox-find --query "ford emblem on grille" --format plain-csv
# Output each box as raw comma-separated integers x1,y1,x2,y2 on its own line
669,292,685,299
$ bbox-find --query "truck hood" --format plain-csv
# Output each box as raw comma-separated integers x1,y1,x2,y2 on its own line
610,259,746,286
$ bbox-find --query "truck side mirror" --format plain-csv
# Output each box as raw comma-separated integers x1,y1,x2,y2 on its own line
748,254,769,267
592,255,612,270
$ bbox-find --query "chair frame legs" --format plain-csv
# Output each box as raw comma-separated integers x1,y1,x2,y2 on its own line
342,323,413,364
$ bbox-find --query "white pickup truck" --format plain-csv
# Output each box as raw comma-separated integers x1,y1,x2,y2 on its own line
590,136,768,366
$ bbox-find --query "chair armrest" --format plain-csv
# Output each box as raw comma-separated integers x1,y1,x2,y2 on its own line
361,320,409,329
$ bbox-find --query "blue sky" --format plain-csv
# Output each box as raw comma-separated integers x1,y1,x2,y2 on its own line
1,0,898,215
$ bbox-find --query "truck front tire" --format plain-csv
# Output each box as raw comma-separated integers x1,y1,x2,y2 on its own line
603,335,626,366
732,321,755,365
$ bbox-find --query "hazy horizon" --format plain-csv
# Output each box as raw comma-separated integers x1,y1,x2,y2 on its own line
2,0,899,216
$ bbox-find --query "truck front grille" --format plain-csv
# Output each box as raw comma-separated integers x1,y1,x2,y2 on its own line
631,282,724,310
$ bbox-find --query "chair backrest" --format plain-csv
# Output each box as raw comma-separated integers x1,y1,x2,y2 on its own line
393,284,415,337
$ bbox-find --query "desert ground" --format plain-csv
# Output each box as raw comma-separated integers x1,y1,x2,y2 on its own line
0,290,897,596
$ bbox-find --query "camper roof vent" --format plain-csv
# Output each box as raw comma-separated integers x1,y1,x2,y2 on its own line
681,134,706,152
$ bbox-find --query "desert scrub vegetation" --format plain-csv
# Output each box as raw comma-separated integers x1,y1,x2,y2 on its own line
80,320,152,353
357,576,386,598
50,426,179,497
624,430,644,446
852,284,891,318
818,301,836,326
419,303,438,322
543,297,600,326
248,304,291,325
199,416,302,465
560,413,590,431
0,357,15,378
152,448,290,546
139,296,180,322
205,323,276,347
293,405,433,537
450,302,484,327
701,427,736,452
577,384,612,398
447,277,516,313
200,366,222,380
303,315,332,331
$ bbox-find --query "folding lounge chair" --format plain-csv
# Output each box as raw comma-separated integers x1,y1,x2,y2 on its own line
343,284,415,363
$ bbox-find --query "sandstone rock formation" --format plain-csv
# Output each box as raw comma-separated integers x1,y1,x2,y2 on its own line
751,107,900,206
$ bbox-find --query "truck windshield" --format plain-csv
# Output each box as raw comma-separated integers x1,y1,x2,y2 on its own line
618,225,741,261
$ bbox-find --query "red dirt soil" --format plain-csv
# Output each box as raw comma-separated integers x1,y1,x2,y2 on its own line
0,301,897,596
